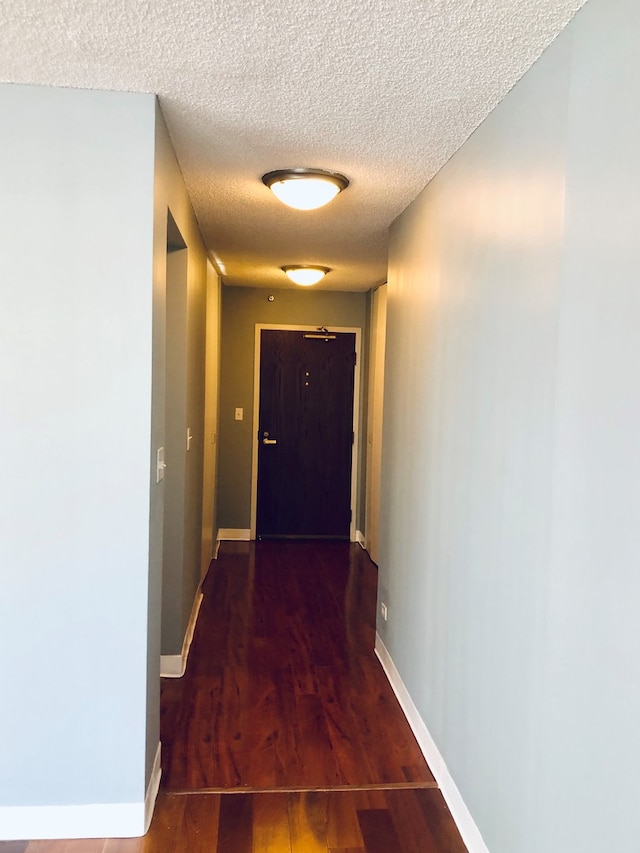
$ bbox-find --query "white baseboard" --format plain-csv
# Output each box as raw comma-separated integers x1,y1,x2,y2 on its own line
375,634,490,853
160,653,182,677
214,539,221,560
0,743,161,841
0,800,147,841
161,589,204,678
355,530,366,548
217,528,251,541
144,742,162,833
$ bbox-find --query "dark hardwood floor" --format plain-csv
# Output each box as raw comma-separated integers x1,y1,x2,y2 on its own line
161,540,435,791
4,788,464,853
2,541,467,852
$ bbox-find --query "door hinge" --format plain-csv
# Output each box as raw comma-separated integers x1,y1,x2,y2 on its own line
352,431,355,445
353,351,357,366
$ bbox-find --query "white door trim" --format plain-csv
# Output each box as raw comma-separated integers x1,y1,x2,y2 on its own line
250,323,362,541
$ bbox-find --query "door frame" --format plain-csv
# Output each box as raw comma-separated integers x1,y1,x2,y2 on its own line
250,323,362,541
364,284,387,564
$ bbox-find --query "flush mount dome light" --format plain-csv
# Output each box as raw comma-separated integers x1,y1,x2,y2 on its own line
262,168,349,211
282,265,330,286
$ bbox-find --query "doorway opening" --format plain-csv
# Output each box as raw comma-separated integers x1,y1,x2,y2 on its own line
161,211,188,657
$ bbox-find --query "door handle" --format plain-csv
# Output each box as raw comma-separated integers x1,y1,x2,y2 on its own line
262,431,277,445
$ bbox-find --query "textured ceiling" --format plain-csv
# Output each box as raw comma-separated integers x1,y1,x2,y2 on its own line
1,0,587,291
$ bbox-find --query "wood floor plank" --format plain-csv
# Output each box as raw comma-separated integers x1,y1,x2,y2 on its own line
316,665,377,786
272,665,305,787
382,788,443,853
180,794,221,853
348,659,436,786
140,792,186,853
288,792,328,853
241,667,280,788
216,794,252,853
357,809,403,853
382,789,468,853
251,792,291,853
294,694,340,787
412,789,468,853
326,791,364,849
161,676,216,789
182,682,221,789
217,666,256,787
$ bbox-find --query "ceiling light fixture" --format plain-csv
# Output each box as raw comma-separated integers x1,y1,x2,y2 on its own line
262,168,349,211
282,265,330,286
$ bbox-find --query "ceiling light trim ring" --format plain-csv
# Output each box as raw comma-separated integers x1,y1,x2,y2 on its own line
262,168,349,192
262,168,350,210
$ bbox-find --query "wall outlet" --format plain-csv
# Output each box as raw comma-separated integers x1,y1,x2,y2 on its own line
380,602,388,621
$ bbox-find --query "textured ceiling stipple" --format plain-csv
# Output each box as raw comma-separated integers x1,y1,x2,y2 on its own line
1,0,588,291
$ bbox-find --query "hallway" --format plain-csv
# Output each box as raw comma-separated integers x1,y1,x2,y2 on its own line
0,542,467,851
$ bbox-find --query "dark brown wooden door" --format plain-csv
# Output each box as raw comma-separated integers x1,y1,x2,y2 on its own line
256,329,356,539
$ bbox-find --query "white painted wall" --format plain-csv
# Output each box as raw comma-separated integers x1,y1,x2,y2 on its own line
0,84,156,833
380,0,640,849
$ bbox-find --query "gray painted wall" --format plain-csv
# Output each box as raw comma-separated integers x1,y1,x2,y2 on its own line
153,108,210,659
217,286,368,531
0,84,156,808
380,0,640,849
538,2,640,847
0,85,212,832
161,248,189,654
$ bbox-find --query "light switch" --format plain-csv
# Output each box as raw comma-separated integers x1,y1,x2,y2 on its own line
156,447,166,483
235,407,244,421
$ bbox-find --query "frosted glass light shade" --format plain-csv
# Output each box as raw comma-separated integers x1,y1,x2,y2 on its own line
282,265,330,286
270,177,339,210
263,169,349,211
